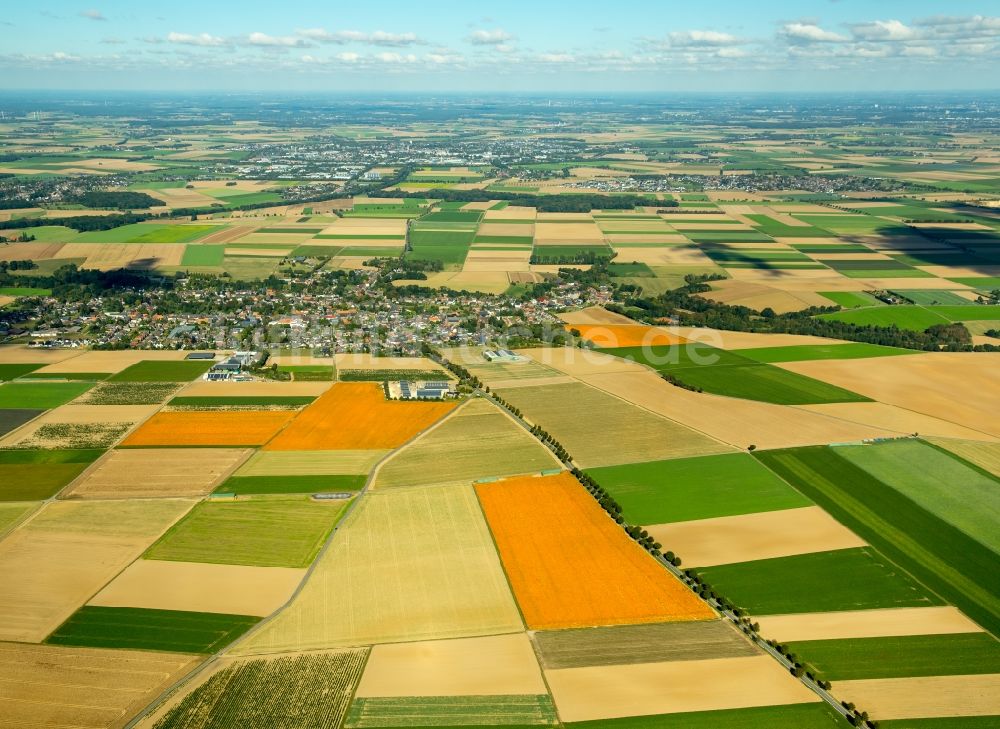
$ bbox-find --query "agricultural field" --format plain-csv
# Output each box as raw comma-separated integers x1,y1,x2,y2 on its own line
151,650,368,729
476,472,714,629
234,484,522,653
346,695,559,728
108,360,214,382
46,606,259,653
0,448,103,500
121,410,295,447
0,380,93,408
496,381,729,467
79,381,182,405
144,495,346,568
374,398,558,488
264,382,455,450
0,642,199,729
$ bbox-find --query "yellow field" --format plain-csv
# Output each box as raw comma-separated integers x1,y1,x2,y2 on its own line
233,483,522,654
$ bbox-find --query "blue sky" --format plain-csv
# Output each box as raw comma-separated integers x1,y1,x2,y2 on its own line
1,1,998,92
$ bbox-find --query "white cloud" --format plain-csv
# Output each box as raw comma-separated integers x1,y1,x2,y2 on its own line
80,9,105,21
166,32,227,47
468,29,513,46
850,19,917,41
780,23,848,43
901,45,937,57
538,53,574,63
668,30,741,46
246,32,309,48
296,28,422,46
337,51,360,62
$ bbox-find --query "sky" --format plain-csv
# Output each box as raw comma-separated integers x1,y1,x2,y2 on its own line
1,1,999,93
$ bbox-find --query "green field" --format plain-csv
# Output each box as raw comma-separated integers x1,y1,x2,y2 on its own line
421,210,483,223
108,360,213,382
586,453,810,524
0,363,43,380
880,718,1000,729
949,277,1000,291
408,229,477,264
735,343,915,363
181,245,225,266
786,633,1000,681
0,449,103,500
836,440,1000,552
531,245,613,260
755,445,1000,636
566,703,847,729
20,372,111,381
891,289,976,306
45,606,258,653
817,306,951,331
217,474,365,495
346,695,559,728
0,287,52,296
155,650,368,729
604,343,869,405
168,395,315,408
0,381,93,408
144,496,346,568
75,223,217,244
697,547,942,615
278,364,336,380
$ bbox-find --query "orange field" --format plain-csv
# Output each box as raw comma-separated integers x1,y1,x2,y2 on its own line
264,382,456,450
120,411,294,447
476,472,714,629
568,324,685,349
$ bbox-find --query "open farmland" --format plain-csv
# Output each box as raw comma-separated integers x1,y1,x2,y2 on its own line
0,408,43,438
108,360,214,382
345,695,559,727
925,438,1000,476
152,650,368,729
47,606,259,654
374,398,558,488
90,559,305,617
495,381,729,467
235,449,388,476
144,496,346,568
755,444,1000,636
121,410,294,447
0,448,103,500
544,655,820,723
234,484,522,653
0,499,192,642
561,703,849,729
755,606,984,642
696,547,941,616
0,642,199,729
532,620,757,670
64,448,249,499
833,675,1000,722
264,382,455,450
476,472,714,629
0,380,92,408
79,381,182,405
586,453,810,524
0,502,36,536
354,633,547,697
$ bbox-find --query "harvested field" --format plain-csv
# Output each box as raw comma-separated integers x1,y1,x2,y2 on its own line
0,642,198,729
90,559,304,616
477,473,714,630
234,484,522,654
756,606,985,643
0,499,192,642
150,650,367,729
557,703,849,728
0,344,80,364
145,496,345,569
0,502,36,536
587,453,810,525
64,448,249,499
32,349,194,375
925,438,1000,476
532,620,756,670
544,655,819,723
374,398,558,488
355,633,546,697
570,324,685,348
780,353,1000,438
47,606,259,654
580,369,893,450
177,379,331,397
495,381,729,467
0,418,131,450
558,306,637,326
799,402,996,441
264,382,455,450
120,410,294,447
647,506,867,567
834,674,1000,721
197,225,257,243
236,449,387,476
